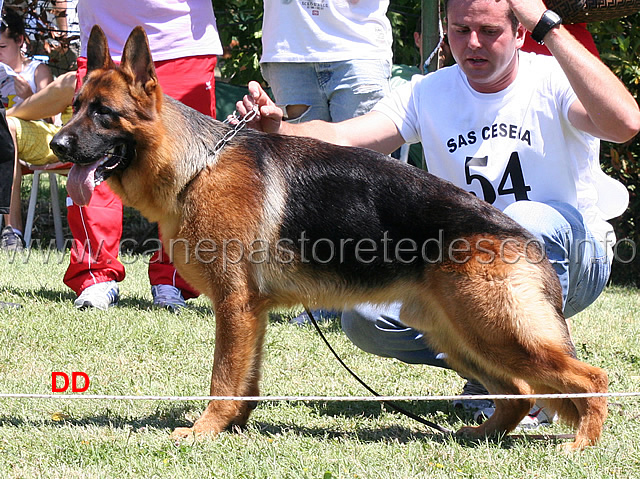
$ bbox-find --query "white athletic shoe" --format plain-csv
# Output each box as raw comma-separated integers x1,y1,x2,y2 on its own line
474,403,558,429
74,281,119,310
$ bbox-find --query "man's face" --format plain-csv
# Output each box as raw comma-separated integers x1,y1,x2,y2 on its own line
446,0,525,93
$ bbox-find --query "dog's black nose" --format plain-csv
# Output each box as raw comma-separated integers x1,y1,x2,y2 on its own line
50,132,75,160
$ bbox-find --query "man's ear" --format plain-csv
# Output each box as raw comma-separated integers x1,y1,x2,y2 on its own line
120,26,158,93
86,25,115,73
515,22,527,50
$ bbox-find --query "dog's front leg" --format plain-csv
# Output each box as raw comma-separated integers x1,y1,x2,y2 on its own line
171,292,268,439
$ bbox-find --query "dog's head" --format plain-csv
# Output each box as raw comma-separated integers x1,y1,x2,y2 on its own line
50,25,161,205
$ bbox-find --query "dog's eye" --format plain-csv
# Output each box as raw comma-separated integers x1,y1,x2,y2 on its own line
91,102,115,117
97,105,112,115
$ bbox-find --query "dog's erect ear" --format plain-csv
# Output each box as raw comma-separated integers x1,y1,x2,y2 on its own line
120,26,158,93
86,25,115,73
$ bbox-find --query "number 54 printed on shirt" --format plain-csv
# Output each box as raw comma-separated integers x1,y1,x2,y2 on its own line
465,152,532,204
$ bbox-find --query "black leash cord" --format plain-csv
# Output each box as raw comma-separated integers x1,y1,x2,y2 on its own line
304,307,453,435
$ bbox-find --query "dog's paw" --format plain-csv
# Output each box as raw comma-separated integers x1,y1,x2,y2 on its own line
557,439,589,453
170,427,196,441
455,425,484,440
170,425,222,442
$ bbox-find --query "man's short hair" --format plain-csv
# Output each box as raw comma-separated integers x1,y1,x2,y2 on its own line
443,0,520,33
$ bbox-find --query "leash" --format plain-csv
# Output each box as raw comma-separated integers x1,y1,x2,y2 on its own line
303,306,454,435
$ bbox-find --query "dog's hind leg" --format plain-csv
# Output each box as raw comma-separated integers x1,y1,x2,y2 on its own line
456,376,534,441
171,290,268,439
398,294,534,440
458,334,608,450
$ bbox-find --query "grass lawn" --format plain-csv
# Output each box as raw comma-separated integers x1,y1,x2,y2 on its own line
1,249,639,478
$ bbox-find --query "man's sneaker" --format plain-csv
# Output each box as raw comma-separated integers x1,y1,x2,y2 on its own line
518,405,558,428
151,284,186,313
452,379,494,412
74,281,119,310
473,403,558,429
289,308,340,326
1,226,25,252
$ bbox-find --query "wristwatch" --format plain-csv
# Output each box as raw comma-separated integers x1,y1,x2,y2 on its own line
531,9,562,45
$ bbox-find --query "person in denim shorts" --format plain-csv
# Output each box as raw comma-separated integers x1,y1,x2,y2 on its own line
260,1,392,124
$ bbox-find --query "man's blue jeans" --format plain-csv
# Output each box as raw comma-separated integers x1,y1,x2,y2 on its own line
261,59,391,123
341,201,611,368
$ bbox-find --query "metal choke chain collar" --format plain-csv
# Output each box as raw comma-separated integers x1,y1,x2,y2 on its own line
214,105,259,154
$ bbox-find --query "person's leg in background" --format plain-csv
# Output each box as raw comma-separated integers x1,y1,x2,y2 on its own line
260,62,331,123
1,117,63,252
0,105,21,308
502,201,610,319
324,58,391,122
64,182,125,310
0,116,24,251
146,55,217,311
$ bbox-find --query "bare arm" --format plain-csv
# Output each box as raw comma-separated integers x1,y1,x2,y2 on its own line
7,71,76,121
549,31,640,142
237,81,406,154
508,0,640,143
34,63,55,123
34,63,54,93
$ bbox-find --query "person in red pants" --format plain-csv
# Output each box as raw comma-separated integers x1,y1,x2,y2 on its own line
67,0,223,311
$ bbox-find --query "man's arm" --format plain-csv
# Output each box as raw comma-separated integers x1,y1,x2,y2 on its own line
7,71,76,121
508,0,640,143
237,81,406,155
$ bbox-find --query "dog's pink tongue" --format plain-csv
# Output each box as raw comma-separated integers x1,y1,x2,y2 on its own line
67,163,99,206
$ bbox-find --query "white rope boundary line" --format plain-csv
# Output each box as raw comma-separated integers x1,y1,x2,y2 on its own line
0,392,639,401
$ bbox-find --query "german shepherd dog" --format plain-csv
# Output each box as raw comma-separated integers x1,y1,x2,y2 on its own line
51,26,608,451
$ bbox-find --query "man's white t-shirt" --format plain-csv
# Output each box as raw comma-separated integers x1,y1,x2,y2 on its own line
374,51,627,248
261,0,392,63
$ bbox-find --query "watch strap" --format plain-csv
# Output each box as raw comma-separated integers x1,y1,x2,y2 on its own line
531,9,562,45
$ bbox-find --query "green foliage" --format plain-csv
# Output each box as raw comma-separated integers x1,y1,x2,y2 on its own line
589,13,640,286
387,1,423,68
212,0,264,85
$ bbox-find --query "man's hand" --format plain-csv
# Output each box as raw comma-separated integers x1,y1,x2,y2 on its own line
235,81,285,134
505,0,548,32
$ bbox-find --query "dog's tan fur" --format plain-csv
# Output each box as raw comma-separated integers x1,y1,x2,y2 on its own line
51,26,608,451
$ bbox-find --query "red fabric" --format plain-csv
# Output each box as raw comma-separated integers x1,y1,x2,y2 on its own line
65,55,217,296
64,181,126,293
523,23,598,56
